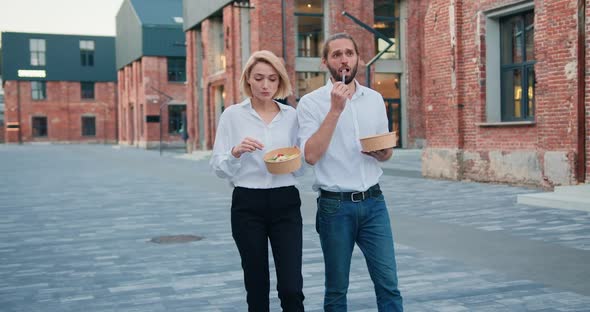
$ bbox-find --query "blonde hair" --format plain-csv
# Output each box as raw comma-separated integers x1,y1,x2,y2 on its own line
240,50,292,99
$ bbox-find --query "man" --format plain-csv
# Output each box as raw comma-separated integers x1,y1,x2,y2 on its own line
297,33,403,312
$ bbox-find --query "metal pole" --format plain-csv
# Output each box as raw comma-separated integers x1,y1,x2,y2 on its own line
576,0,587,182
341,11,393,88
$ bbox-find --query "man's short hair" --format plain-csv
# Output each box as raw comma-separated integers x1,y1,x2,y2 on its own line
321,33,360,60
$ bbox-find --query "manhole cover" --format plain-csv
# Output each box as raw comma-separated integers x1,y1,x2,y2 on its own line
150,235,203,244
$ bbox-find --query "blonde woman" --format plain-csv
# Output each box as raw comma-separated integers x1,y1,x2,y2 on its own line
210,50,305,312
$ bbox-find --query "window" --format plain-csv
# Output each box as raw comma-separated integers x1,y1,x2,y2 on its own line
210,17,226,73
81,116,96,136
80,40,95,67
374,73,402,146
374,0,401,59
167,57,186,82
485,2,535,123
500,11,535,121
168,105,185,134
295,0,323,57
296,72,325,99
30,39,46,66
31,81,46,100
32,116,47,137
81,82,95,99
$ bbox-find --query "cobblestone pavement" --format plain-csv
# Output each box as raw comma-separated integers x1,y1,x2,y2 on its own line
1,144,589,311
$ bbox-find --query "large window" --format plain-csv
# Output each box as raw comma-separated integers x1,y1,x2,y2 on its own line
210,17,226,73
168,105,185,134
167,57,186,82
374,0,401,59
30,39,46,66
81,116,96,136
500,11,535,121
81,82,95,99
296,72,325,99
485,2,535,123
80,40,95,67
32,116,47,137
295,0,323,57
31,81,46,100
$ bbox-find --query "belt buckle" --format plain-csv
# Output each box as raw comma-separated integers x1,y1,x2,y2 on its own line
351,191,365,202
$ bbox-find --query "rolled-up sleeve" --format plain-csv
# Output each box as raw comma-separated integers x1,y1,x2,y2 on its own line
209,112,241,179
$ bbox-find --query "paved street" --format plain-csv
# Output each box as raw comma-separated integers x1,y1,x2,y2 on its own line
1,144,590,311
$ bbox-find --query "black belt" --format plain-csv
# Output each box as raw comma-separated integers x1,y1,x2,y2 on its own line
320,184,381,202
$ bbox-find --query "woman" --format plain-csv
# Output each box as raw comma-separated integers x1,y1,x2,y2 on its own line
210,50,305,312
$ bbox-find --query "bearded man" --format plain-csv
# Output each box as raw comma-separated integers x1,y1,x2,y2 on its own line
297,32,404,312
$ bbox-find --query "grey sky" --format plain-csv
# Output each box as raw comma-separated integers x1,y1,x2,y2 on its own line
0,0,125,39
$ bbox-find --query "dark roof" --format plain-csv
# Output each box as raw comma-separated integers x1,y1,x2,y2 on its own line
1,32,116,82
131,0,184,26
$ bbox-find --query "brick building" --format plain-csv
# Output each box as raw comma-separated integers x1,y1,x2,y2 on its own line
419,0,589,187
116,0,187,149
0,77,4,143
182,0,424,151
1,32,117,144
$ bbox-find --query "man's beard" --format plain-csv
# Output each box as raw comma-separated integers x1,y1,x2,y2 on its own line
328,61,358,85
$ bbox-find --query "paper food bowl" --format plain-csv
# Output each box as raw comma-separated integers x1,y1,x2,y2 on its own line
360,132,397,152
263,147,302,175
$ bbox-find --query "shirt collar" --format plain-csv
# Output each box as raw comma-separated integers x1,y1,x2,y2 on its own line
243,98,286,123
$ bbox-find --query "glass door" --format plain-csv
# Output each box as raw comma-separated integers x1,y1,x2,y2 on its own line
374,73,401,148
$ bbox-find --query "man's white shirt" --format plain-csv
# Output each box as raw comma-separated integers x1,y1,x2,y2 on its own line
297,79,389,192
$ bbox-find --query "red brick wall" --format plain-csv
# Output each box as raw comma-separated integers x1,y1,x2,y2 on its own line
186,30,198,151
406,0,428,148
3,80,116,143
423,0,587,186
117,56,187,148
250,0,283,56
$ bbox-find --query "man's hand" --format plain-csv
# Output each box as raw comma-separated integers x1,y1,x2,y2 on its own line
362,148,393,162
231,137,264,158
330,81,351,114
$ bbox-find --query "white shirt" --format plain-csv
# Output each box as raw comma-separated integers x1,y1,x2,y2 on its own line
210,98,302,188
297,80,389,192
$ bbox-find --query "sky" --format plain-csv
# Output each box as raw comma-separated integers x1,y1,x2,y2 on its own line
0,0,125,43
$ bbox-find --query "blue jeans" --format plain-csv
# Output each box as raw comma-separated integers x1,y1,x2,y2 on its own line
316,193,403,312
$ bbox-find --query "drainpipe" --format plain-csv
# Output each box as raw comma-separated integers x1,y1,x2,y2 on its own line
577,0,586,182
114,81,119,144
282,0,287,59
16,81,22,144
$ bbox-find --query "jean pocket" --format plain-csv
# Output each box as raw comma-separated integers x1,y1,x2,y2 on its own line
374,193,385,202
317,197,341,215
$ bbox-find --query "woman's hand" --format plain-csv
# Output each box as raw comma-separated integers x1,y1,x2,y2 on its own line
231,137,264,158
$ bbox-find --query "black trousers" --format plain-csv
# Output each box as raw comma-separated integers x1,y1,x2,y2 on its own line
231,186,305,312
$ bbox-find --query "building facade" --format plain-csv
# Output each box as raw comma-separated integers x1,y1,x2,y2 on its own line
116,0,188,149
420,0,589,187
0,77,5,143
1,32,117,144
183,0,426,151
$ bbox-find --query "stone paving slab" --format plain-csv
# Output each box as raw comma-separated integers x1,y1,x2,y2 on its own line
0,144,589,311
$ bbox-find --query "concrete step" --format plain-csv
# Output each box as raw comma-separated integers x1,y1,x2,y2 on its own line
517,184,590,212
554,184,590,194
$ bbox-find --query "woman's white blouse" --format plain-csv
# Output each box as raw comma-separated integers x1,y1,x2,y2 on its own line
209,99,302,188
